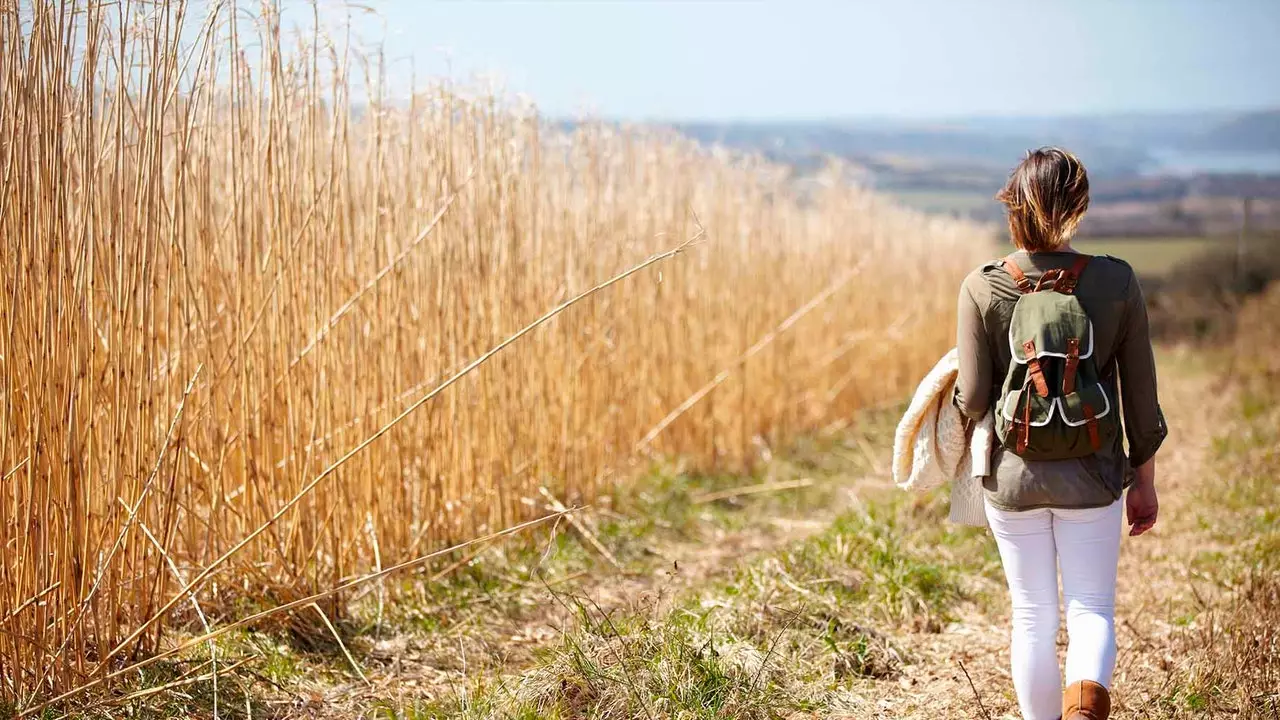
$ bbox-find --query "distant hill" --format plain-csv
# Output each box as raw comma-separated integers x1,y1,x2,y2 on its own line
656,110,1280,182
669,121,1150,181
1183,111,1280,152
1093,174,1280,203
628,110,1280,236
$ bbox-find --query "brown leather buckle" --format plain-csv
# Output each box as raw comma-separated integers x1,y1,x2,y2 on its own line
1001,255,1034,293
1034,269,1063,292
1058,254,1092,295
1023,340,1050,397
1064,337,1081,395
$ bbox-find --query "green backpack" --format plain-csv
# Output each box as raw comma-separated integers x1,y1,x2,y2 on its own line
994,254,1119,460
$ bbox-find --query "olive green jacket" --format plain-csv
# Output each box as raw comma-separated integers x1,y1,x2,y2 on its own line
955,250,1168,510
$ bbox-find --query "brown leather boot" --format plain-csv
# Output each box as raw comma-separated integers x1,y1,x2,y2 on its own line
1063,680,1111,720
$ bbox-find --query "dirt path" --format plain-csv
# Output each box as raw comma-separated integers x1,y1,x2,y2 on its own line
275,350,1237,719
300,440,888,718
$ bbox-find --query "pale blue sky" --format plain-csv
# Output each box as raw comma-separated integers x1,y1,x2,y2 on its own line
314,0,1280,120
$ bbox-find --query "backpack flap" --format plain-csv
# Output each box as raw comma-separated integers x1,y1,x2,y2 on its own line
1059,382,1111,425
997,382,1056,456
1000,386,1056,428
1007,294,1094,362
1058,382,1115,454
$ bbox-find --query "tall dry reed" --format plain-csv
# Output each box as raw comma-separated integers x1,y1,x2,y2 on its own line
0,0,988,704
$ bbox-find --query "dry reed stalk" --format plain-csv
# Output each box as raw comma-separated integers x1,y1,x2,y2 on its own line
0,0,988,705
310,602,369,687
690,478,816,505
539,486,620,569
634,263,863,452
21,510,574,715
96,228,704,676
85,656,253,714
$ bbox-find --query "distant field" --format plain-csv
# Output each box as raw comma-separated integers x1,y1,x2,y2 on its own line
888,189,996,217
1073,236,1226,277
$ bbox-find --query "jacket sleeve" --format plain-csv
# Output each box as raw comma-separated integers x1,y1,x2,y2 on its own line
955,278,992,420
1116,272,1168,467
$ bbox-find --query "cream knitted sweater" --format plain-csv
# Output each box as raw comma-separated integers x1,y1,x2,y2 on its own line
892,348,994,527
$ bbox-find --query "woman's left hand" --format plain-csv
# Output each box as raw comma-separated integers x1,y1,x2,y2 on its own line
1126,475,1159,536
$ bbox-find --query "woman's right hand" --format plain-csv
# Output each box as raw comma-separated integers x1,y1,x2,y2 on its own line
1126,458,1159,536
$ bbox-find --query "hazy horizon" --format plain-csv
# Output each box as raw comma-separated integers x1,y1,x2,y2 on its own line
316,0,1280,121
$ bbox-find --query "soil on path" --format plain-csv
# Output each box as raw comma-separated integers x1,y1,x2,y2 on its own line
290,350,1237,719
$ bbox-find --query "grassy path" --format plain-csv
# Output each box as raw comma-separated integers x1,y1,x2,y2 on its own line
81,347,1276,719
350,346,1270,720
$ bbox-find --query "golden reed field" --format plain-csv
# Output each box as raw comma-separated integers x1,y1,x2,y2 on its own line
0,0,986,708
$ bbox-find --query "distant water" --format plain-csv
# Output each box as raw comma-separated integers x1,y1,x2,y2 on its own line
1143,148,1280,176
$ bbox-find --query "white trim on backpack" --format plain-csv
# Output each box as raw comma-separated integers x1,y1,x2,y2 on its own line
1001,391,1056,426
1009,319,1095,364
1000,388,1112,428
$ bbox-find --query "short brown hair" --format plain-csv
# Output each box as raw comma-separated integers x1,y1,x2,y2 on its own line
996,147,1090,252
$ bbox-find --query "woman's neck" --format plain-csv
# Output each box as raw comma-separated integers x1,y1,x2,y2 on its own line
1021,243,1077,254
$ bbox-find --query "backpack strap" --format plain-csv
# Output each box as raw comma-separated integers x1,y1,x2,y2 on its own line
1082,402,1102,451
1056,254,1092,295
1017,385,1032,454
1000,254,1034,293
1021,339,1050,397
1034,269,1064,292
1002,253,1091,294
1063,337,1081,395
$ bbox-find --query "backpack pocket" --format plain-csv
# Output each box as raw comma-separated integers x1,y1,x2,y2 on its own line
999,386,1055,428
1057,382,1119,456
997,386,1054,455
998,382,1117,460
1059,382,1111,425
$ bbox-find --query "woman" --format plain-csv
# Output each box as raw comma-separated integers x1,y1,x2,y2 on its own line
954,148,1167,720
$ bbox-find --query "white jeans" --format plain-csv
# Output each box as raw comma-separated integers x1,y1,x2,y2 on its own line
984,499,1123,720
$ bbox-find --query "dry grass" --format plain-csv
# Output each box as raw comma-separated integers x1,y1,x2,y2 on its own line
1115,286,1280,720
1154,575,1280,719
372,481,1002,720
350,291,1280,720
0,0,987,707
1153,285,1280,719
